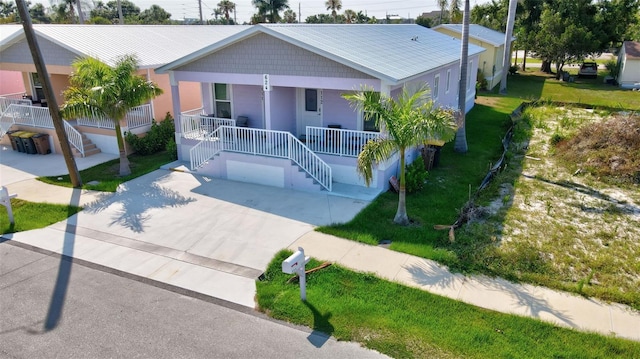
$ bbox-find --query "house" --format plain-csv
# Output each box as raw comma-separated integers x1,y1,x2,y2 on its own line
156,24,484,193
617,41,640,89
433,24,513,90
0,24,248,155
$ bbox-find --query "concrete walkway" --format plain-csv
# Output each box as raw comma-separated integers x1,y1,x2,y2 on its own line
1,151,638,342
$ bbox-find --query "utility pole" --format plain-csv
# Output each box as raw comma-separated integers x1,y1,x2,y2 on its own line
298,2,301,23
117,0,124,24
198,0,203,24
499,0,518,94
15,0,82,187
76,0,85,24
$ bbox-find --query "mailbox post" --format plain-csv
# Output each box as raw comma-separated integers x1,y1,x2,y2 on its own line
0,186,17,224
282,247,310,301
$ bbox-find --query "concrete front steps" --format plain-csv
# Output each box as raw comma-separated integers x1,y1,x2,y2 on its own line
72,133,101,157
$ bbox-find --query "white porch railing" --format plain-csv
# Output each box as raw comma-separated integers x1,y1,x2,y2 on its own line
2,104,54,129
76,104,153,129
181,107,205,116
0,103,85,156
181,114,235,139
306,126,383,157
63,120,85,157
0,92,27,100
125,104,153,129
190,126,332,191
0,96,32,116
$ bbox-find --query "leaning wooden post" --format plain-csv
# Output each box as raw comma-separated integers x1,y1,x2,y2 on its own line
16,0,82,187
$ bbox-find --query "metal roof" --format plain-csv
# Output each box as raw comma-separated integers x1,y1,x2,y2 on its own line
157,24,485,84
0,24,249,68
433,24,512,47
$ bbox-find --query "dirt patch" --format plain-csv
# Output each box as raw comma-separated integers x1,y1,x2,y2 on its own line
482,106,640,308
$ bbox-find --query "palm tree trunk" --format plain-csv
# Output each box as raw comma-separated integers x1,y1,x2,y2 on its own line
115,122,131,176
17,0,82,187
394,148,409,225
454,0,470,153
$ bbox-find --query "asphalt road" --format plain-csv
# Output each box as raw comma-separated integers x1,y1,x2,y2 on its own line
0,242,388,359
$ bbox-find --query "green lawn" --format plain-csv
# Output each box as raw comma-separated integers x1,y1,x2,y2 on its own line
39,151,174,192
317,72,640,308
0,199,81,234
257,251,640,359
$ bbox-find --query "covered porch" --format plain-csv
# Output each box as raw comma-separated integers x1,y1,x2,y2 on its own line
0,95,154,157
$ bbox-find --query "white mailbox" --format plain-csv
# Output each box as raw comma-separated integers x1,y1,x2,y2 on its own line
282,247,311,300
282,249,308,274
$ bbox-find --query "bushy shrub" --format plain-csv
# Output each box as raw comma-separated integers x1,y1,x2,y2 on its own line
166,138,177,160
604,60,620,80
476,69,488,91
405,158,428,193
126,112,175,155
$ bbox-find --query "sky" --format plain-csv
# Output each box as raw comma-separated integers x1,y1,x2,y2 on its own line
48,0,489,24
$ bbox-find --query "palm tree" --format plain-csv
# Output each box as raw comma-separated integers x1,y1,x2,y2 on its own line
252,0,289,23
217,0,235,23
343,85,457,225
454,0,470,153
61,55,163,176
325,0,342,21
343,9,356,23
437,0,448,24
449,0,462,23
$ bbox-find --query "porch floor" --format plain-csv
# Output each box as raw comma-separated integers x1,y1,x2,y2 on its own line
163,160,385,202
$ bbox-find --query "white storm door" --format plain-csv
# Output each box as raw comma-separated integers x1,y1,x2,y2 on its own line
297,88,322,137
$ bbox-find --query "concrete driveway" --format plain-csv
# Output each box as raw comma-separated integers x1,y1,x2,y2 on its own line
1,147,372,306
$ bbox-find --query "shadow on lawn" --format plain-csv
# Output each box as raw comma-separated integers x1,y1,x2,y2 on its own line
304,301,334,348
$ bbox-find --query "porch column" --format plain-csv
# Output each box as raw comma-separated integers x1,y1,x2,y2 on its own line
264,88,272,130
146,69,156,119
169,72,183,160
201,84,212,115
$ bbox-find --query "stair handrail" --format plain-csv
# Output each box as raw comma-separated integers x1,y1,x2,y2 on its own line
189,127,223,170
63,120,85,157
190,126,332,191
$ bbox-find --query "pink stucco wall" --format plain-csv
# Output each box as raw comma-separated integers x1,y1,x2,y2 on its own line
0,70,26,95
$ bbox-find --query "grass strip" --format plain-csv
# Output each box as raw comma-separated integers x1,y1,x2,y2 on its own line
257,251,640,359
0,199,81,234
38,151,173,192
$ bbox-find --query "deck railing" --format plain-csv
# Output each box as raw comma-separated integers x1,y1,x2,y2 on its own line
190,126,332,191
125,104,153,129
0,92,27,100
181,114,235,139
0,103,85,155
181,107,205,117
76,104,153,129
0,96,33,116
305,126,382,157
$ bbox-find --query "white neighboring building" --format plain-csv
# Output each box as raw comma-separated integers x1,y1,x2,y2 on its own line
618,41,640,89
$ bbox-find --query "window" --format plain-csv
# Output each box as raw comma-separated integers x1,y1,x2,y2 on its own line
305,89,318,112
214,83,231,118
433,75,440,99
363,91,380,132
445,69,451,93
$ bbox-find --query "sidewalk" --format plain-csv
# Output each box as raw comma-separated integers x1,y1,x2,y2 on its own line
1,167,638,342
291,233,640,341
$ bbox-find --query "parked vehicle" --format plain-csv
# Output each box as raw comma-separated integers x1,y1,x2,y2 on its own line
578,62,598,78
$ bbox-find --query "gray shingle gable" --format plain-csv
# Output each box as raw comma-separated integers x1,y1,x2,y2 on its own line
175,32,374,79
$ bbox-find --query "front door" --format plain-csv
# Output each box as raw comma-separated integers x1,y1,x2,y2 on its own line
296,88,322,137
